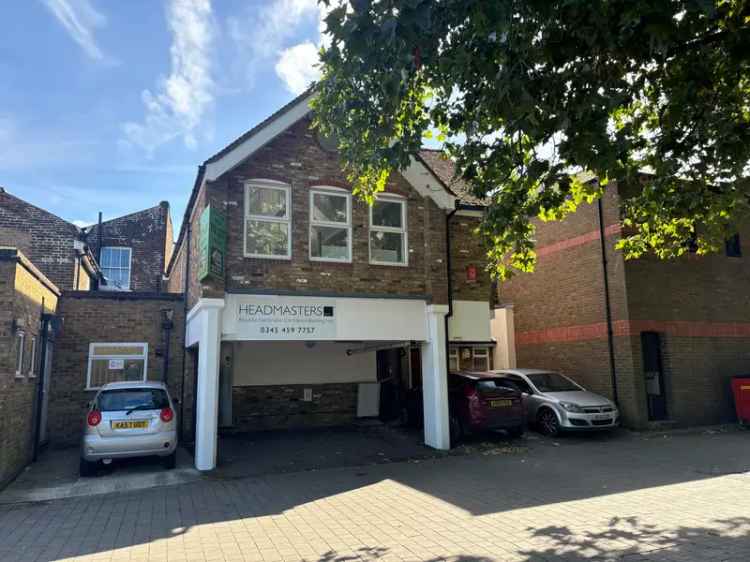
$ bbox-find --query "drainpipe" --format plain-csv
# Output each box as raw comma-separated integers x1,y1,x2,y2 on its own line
179,220,191,442
444,205,458,374
96,212,103,289
597,197,619,405
32,311,52,462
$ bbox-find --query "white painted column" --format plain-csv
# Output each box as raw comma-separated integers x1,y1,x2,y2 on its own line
190,298,225,471
421,304,451,450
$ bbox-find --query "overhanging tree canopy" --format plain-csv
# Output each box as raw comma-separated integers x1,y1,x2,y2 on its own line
312,0,750,278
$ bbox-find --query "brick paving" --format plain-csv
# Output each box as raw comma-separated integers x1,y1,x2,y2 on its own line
1,430,749,562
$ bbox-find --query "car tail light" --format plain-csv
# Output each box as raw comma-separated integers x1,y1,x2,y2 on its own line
87,410,102,427
160,407,174,423
463,385,478,399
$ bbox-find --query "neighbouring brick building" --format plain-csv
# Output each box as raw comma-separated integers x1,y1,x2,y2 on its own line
85,202,174,292
498,178,750,428
0,187,99,291
0,248,60,488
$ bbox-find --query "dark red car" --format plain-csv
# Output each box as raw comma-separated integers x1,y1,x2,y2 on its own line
448,371,525,444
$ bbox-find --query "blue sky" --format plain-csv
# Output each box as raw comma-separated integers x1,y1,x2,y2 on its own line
0,0,327,230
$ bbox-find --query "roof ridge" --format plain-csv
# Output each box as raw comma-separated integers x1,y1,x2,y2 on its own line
0,189,81,232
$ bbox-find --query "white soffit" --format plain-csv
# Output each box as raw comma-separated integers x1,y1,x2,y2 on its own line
202,92,456,211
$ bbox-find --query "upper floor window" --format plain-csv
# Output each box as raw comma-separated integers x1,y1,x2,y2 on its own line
244,180,291,259
725,233,742,258
101,247,132,290
309,187,352,262
370,196,407,265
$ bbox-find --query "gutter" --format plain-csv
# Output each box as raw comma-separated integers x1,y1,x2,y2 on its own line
597,198,619,405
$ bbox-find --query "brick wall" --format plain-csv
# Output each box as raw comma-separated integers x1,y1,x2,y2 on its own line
499,180,750,427
86,202,172,292
48,292,185,447
169,117,451,307
449,214,492,302
0,190,83,290
0,250,59,488
231,383,359,431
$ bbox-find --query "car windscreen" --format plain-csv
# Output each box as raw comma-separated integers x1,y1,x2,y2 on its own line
527,372,581,392
97,389,169,412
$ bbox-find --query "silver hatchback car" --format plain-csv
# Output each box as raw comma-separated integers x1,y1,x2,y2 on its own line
80,381,178,476
493,369,619,436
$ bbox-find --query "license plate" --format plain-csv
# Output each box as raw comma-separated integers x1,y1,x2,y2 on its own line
592,414,611,421
111,420,149,429
490,399,513,408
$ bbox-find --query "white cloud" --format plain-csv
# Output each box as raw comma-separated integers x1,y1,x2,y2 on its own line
274,1,342,94
43,0,108,61
121,0,215,155
275,42,320,95
228,0,331,93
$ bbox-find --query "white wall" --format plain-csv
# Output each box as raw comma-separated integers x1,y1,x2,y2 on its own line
232,341,377,386
490,306,516,369
448,300,492,342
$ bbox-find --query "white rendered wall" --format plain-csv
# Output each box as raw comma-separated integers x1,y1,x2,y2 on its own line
232,342,377,386
490,306,516,369
448,300,492,342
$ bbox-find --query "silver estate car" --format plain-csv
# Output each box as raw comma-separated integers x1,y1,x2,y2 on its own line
493,369,619,436
80,381,178,476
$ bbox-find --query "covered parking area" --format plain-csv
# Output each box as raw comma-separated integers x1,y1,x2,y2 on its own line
185,293,451,471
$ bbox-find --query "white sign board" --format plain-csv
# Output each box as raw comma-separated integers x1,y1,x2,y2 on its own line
236,297,337,340
108,359,125,370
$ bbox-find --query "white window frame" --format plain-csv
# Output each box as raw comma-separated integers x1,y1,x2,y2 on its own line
15,331,25,378
100,246,132,291
244,179,292,259
86,342,149,390
309,186,352,263
369,195,408,266
448,347,459,372
27,336,36,377
472,347,490,371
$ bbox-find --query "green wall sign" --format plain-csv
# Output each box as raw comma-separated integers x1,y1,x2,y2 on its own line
198,205,226,281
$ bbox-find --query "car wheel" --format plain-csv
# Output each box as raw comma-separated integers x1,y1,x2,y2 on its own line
79,458,97,477
507,425,524,439
449,414,463,447
163,451,177,470
537,409,560,437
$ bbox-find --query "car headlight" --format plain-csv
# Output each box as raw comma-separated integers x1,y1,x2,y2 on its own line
560,402,584,413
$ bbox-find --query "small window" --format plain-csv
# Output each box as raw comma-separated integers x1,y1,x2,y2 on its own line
472,347,490,371
309,188,352,262
725,233,742,258
448,348,459,372
100,247,132,290
87,343,148,390
15,332,25,377
27,336,36,377
370,197,407,265
244,180,292,259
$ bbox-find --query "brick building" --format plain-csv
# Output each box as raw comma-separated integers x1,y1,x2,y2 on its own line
164,91,497,470
84,202,174,292
0,187,99,291
0,248,59,488
498,178,750,428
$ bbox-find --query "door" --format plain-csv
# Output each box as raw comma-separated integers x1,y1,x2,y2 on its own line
377,348,402,421
39,342,53,444
641,332,668,421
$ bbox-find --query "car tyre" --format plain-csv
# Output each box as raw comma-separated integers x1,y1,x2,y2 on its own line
79,458,97,477
507,425,524,439
163,451,177,470
449,414,463,447
537,409,560,437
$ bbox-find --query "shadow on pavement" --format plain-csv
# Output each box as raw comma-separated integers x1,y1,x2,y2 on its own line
0,427,747,561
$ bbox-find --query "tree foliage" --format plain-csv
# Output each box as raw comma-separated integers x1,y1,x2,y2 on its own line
312,0,750,278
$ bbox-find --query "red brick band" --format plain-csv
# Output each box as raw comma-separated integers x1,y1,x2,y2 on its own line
536,224,622,258
517,319,750,345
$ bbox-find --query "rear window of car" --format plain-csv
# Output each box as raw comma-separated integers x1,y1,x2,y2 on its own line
97,388,169,412
477,379,516,390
